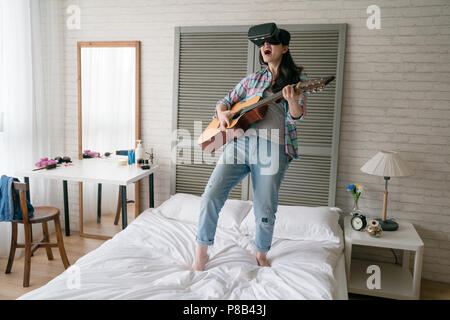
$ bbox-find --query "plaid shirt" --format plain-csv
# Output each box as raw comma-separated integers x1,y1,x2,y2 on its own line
216,67,308,160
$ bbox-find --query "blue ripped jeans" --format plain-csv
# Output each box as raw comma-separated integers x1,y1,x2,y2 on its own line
196,135,290,252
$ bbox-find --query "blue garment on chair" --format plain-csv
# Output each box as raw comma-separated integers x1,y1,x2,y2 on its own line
0,175,34,222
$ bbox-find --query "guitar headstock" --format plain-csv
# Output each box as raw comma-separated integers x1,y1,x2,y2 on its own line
295,76,335,95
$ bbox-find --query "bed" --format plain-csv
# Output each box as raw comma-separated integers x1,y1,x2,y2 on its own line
18,193,348,300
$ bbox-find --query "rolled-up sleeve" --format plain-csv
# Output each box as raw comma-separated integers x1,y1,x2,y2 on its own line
287,74,308,124
216,75,249,110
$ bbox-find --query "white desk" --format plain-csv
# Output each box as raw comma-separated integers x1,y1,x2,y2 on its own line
16,158,158,236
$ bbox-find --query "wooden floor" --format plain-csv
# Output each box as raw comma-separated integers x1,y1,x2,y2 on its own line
83,211,135,238
1,229,449,300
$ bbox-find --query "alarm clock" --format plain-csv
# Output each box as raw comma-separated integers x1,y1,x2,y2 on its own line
350,213,367,231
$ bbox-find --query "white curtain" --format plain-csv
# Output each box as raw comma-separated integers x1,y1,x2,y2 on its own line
0,0,64,257
81,47,136,220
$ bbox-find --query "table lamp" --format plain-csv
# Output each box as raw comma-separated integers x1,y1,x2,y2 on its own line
360,151,412,231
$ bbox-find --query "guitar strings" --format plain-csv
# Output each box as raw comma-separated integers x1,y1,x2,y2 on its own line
233,81,324,118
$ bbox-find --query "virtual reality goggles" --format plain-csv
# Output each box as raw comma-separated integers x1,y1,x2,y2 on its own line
248,22,290,47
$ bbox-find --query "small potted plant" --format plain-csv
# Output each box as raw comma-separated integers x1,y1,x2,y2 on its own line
347,183,364,214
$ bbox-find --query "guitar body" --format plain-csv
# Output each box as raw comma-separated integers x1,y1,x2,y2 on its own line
198,96,268,153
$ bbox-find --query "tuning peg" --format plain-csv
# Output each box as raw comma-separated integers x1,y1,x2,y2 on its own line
318,88,323,92
312,89,317,93
306,91,311,96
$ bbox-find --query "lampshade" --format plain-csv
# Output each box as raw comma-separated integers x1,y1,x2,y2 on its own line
360,150,412,177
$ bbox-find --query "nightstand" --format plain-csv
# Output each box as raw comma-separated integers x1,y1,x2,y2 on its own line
344,216,424,300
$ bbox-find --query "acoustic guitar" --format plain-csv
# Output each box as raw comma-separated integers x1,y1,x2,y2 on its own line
198,76,335,152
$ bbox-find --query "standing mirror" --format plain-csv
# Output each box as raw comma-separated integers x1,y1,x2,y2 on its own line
78,41,140,239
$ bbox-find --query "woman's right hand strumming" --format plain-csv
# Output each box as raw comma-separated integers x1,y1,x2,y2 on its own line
216,104,237,131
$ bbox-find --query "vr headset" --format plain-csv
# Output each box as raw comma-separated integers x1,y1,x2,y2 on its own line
247,22,290,47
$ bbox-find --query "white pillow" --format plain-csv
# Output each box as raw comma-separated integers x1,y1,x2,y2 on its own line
157,193,252,229
240,205,343,243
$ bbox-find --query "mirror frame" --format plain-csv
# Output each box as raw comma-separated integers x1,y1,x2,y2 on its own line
77,41,141,240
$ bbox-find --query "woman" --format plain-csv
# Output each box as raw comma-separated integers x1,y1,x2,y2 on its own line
193,24,307,271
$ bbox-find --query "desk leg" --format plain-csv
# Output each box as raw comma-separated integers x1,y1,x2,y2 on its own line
97,183,102,224
121,185,127,229
63,180,70,236
24,177,33,247
149,173,154,208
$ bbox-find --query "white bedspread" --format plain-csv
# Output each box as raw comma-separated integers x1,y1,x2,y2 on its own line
19,208,345,300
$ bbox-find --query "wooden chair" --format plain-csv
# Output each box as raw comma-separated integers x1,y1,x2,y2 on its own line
5,181,70,287
113,187,124,225
113,187,134,226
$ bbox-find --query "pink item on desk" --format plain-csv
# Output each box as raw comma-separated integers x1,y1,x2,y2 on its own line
35,158,58,168
83,150,101,158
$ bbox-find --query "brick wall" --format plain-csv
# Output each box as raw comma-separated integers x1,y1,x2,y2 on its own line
56,0,450,283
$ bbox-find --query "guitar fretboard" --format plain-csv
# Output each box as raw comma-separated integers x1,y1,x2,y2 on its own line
232,76,335,119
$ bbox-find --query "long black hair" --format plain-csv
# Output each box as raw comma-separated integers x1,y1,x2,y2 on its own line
259,49,303,93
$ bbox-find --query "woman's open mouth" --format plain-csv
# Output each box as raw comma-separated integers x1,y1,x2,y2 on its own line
263,48,272,56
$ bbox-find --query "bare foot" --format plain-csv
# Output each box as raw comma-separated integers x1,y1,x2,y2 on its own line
256,252,271,267
193,254,209,271
193,244,209,271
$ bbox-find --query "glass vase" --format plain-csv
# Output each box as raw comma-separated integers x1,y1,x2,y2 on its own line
351,197,362,215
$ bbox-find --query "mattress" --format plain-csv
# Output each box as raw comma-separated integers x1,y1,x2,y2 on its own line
19,206,347,300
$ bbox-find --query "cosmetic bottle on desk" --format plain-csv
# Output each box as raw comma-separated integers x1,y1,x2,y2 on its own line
135,140,144,165
140,149,154,170
127,150,135,165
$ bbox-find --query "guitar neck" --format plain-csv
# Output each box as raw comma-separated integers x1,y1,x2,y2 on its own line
245,90,284,113
236,76,335,116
